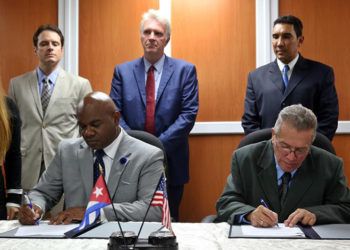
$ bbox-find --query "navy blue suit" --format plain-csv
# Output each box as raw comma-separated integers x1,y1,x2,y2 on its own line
242,55,338,140
110,56,199,219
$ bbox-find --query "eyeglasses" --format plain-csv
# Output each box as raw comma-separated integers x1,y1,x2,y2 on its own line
275,138,310,157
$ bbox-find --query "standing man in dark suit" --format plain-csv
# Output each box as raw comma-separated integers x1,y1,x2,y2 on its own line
110,9,199,221
217,104,350,226
242,15,338,140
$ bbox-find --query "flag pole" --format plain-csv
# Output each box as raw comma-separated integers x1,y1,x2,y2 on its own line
133,173,163,248
99,164,127,247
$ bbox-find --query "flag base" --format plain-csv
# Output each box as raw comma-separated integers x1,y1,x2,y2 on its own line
108,230,178,250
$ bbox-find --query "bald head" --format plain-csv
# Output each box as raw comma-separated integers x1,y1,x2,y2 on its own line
78,91,118,115
77,91,121,150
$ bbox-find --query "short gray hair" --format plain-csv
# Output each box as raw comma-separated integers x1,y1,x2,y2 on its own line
140,9,171,42
274,104,317,141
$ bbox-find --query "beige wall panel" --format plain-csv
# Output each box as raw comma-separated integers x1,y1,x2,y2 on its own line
172,0,256,121
0,0,57,91
79,0,158,93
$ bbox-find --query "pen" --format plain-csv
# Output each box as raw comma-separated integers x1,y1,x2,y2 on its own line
24,193,40,225
260,198,269,208
260,198,279,227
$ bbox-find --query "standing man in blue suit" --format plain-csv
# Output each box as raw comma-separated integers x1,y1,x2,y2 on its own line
242,15,338,140
110,9,199,221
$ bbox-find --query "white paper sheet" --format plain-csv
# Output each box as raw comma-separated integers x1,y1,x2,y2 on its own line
241,223,305,237
14,221,78,236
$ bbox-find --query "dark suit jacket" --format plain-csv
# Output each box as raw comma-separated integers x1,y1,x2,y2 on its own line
0,97,22,219
216,140,350,224
110,56,199,185
242,56,338,140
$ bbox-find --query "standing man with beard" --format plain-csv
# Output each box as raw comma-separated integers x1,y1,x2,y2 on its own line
8,24,92,195
110,9,199,221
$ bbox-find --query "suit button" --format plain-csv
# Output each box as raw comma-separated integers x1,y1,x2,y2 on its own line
39,148,42,153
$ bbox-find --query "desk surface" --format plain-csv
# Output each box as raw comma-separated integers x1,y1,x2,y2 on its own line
0,221,349,250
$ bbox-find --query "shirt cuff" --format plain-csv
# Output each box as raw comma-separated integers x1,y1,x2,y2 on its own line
235,212,251,224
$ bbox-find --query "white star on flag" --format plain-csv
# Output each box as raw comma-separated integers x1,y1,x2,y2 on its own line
93,186,103,198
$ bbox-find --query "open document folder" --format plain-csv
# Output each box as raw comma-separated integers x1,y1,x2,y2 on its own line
15,221,77,237
229,223,305,238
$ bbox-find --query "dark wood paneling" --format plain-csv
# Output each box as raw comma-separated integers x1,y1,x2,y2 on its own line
0,0,57,92
79,0,158,93
172,0,256,121
279,0,350,120
181,135,242,222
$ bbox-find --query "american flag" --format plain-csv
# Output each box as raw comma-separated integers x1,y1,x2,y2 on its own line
150,174,172,231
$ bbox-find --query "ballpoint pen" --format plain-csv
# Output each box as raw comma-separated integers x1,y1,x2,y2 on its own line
23,192,40,225
260,198,279,227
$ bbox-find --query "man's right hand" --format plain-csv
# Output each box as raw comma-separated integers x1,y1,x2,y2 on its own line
18,204,42,225
246,205,278,227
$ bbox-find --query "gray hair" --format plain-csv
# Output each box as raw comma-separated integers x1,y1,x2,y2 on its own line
274,104,317,141
140,9,171,42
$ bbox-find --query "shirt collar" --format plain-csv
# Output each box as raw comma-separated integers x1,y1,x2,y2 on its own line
37,67,60,85
143,54,165,73
277,53,299,72
274,155,298,180
96,127,124,160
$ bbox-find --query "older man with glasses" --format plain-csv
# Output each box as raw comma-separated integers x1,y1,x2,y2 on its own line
216,104,350,227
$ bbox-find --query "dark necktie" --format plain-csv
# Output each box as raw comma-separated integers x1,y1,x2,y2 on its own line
282,64,290,91
279,172,291,207
93,149,105,185
41,78,51,114
145,66,156,134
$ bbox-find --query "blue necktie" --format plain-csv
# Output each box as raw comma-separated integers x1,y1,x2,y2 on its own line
282,64,290,90
93,149,105,185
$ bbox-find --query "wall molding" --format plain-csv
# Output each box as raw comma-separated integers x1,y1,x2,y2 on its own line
190,121,350,135
58,0,79,75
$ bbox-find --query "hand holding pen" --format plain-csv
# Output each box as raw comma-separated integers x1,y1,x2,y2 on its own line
260,198,279,227
18,193,42,225
247,198,279,227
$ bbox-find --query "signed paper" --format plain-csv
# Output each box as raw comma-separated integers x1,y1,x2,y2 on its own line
241,223,305,238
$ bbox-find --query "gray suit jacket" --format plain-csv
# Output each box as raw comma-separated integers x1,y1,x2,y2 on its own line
29,131,164,222
216,140,350,224
8,68,92,189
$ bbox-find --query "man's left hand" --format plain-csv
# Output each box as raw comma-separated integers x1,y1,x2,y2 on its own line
50,207,86,225
284,208,316,227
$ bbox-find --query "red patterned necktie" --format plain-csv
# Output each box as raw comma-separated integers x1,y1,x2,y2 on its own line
145,66,156,134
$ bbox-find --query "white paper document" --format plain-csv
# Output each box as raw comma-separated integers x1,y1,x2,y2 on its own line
241,223,305,238
15,221,78,236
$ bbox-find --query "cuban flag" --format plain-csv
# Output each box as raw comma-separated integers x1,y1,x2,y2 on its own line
65,175,111,237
